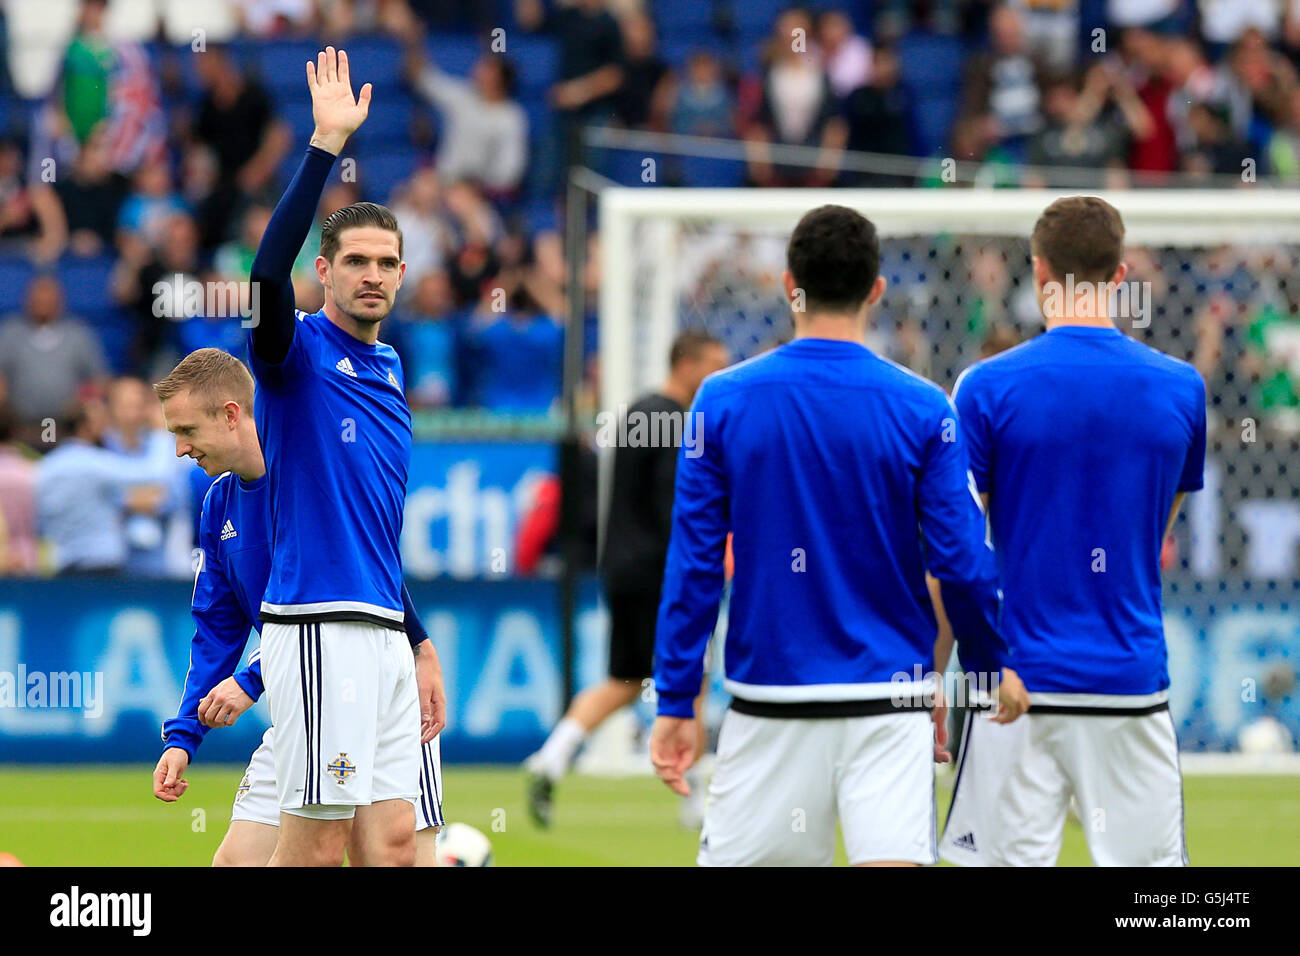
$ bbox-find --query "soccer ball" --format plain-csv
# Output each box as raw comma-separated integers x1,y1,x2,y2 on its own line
435,822,494,866
1237,716,1295,755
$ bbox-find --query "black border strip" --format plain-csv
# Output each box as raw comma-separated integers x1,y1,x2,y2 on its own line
261,609,407,631
730,696,931,718
1028,701,1170,716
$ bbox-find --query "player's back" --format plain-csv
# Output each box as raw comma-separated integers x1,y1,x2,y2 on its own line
955,326,1206,696
696,337,972,691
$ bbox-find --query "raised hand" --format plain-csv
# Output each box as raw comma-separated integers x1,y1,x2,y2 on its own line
307,46,372,155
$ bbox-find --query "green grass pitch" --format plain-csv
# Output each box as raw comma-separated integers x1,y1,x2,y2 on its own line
1,766,1296,866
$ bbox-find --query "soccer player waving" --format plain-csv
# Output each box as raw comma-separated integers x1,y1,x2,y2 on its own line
650,205,1029,866
245,46,421,865
939,197,1206,867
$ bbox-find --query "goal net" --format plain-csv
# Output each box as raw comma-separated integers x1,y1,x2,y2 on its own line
599,187,1300,755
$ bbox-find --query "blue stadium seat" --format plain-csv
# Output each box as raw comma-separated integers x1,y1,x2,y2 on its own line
58,255,117,311
334,36,403,90
909,93,959,157
425,33,481,79
736,39,766,76
605,149,662,187
897,31,965,95
673,155,746,188
510,35,559,97
275,98,318,144
733,0,789,31
355,146,426,204
80,307,134,374
247,39,321,93
0,255,36,308
351,92,414,141
660,37,704,69
652,0,715,33
523,197,559,235
522,99,555,147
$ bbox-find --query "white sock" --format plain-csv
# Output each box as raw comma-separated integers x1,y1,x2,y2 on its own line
530,717,587,781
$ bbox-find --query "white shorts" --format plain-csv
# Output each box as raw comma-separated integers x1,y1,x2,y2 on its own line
260,621,420,818
231,726,444,830
940,706,1187,867
230,726,282,827
698,707,936,867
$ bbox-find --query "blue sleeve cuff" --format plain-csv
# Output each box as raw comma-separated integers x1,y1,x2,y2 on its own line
162,728,202,761
655,689,697,719
232,668,263,702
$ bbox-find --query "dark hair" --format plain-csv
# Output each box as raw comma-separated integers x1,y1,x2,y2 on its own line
786,204,880,313
669,330,724,368
483,54,517,97
320,201,403,263
1031,196,1124,284
1043,69,1081,93
58,400,94,440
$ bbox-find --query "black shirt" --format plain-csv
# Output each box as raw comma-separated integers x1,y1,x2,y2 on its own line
196,80,274,181
601,392,685,593
540,5,623,113
55,172,127,246
619,55,667,128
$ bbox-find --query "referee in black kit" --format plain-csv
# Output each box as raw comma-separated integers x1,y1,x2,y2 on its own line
525,332,730,826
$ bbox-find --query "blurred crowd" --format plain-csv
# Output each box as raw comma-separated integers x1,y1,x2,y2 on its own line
2,0,1300,576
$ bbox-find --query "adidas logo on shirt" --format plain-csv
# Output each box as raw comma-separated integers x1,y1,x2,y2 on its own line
220,520,238,541
951,831,977,852
336,357,358,378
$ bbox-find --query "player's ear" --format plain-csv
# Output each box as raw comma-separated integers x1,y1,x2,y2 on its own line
782,269,798,303
1031,255,1051,292
224,401,240,428
316,254,330,286
1111,261,1128,287
866,275,887,306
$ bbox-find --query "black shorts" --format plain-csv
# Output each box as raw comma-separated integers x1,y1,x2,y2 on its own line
606,587,661,681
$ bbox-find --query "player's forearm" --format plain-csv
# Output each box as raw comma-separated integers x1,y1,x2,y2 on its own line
160,720,202,760
401,582,430,649
654,559,725,717
232,658,264,702
251,147,334,281
174,599,257,754
927,573,955,673
249,145,334,362
936,573,1008,672
1164,492,1186,541
924,500,1007,669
